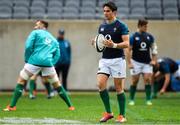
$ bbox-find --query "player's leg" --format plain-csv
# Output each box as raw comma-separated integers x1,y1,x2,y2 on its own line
152,74,165,98
3,69,33,111
143,73,152,105
3,64,40,111
42,67,74,110
129,60,142,105
142,64,153,105
41,77,54,99
97,58,113,122
129,74,140,105
114,78,127,123
29,75,37,99
61,64,70,91
97,73,113,122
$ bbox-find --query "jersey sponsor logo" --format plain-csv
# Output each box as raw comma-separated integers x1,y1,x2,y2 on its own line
135,37,140,41
147,36,150,40
139,42,147,51
100,27,104,32
113,27,117,32
105,34,111,40
44,37,52,46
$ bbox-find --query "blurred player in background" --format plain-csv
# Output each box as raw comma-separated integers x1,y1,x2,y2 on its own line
28,73,54,99
127,19,158,106
55,29,71,91
152,57,180,98
93,2,129,123
3,20,74,111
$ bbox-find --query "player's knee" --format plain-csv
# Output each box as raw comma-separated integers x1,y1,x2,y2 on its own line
20,69,30,81
47,75,59,85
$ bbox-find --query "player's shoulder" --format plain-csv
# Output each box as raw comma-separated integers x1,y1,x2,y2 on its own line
116,19,128,28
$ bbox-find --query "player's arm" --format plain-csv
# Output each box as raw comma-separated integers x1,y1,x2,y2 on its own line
160,73,170,94
53,42,60,65
160,64,171,94
150,38,158,65
24,31,36,62
103,35,129,49
126,34,134,68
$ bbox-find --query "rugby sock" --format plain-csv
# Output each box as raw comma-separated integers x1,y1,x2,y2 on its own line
99,89,112,113
10,84,24,107
129,85,137,101
117,92,126,117
152,81,159,98
56,86,72,107
145,84,151,101
44,82,52,95
29,80,35,96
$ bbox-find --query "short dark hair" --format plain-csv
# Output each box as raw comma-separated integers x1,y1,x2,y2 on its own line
38,20,48,28
138,19,148,27
103,1,117,12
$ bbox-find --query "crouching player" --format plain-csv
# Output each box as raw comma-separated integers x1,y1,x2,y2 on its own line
3,20,74,111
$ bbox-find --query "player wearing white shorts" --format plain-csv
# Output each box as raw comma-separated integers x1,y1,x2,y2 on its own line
127,19,158,106
93,2,129,123
3,20,75,111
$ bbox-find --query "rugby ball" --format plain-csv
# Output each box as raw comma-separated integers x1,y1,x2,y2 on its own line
94,34,106,52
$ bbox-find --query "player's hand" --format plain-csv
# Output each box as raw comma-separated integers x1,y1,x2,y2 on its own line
160,89,165,95
128,63,134,69
103,39,114,48
150,60,156,66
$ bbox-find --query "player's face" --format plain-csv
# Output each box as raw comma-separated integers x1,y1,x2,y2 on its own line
139,24,148,32
34,21,44,29
103,6,115,20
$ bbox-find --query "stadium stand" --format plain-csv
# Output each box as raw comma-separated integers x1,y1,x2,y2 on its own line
0,0,179,20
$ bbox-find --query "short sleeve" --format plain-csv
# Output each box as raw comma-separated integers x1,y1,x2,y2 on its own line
120,22,129,35
130,33,134,46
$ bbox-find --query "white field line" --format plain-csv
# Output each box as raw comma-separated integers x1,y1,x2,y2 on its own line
0,117,88,124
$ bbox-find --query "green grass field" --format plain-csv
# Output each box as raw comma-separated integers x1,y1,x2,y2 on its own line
0,92,180,124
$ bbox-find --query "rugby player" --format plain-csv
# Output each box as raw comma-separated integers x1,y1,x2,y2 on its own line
152,57,180,98
127,19,158,106
93,2,129,123
3,20,74,111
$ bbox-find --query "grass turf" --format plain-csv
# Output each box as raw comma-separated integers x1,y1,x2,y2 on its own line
0,92,180,124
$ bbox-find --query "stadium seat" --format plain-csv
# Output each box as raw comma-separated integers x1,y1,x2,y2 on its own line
47,7,62,19
147,8,163,19
164,13,179,20
13,7,29,19
146,0,161,9
164,8,178,15
114,0,129,8
30,7,46,19
31,0,47,8
128,13,145,20
79,13,95,19
0,6,12,19
81,0,96,8
13,0,30,8
0,0,13,8
130,0,145,9
65,0,80,8
117,13,128,20
162,0,178,8
118,7,130,16
48,0,63,8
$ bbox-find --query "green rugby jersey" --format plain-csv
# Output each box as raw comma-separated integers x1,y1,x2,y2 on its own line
25,29,60,67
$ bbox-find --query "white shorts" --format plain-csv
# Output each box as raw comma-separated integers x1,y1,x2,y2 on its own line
174,65,180,78
97,57,126,78
130,59,153,75
23,63,57,76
